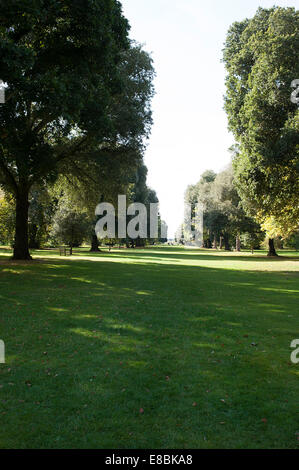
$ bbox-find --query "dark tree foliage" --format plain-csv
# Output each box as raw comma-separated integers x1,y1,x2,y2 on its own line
223,7,299,256
0,0,130,258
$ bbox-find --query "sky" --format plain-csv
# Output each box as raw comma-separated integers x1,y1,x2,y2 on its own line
121,0,298,238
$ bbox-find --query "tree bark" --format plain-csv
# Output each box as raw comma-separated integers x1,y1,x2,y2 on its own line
224,234,230,251
136,236,145,248
213,236,218,250
90,234,101,252
69,226,73,256
267,238,278,257
236,235,241,252
13,186,32,260
219,236,224,250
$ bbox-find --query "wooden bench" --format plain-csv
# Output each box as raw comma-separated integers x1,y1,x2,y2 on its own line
59,246,72,256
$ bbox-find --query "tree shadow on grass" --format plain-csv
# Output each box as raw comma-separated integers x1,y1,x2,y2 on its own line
0,256,298,448
98,249,299,264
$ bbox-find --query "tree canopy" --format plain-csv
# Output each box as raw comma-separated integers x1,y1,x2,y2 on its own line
0,1,156,258
223,6,299,255
183,165,264,251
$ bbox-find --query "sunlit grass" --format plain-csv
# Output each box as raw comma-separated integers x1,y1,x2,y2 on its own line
0,246,298,449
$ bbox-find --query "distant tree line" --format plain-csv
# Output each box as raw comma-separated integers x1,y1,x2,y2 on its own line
180,166,265,252
179,164,298,252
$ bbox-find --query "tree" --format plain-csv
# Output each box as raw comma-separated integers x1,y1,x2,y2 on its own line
0,192,15,245
0,0,130,259
200,170,217,184
211,165,263,251
184,165,263,251
55,144,143,252
50,202,90,254
28,185,53,248
124,163,162,247
54,43,155,252
223,7,299,256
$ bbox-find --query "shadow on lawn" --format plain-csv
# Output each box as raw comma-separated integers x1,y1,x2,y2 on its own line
0,254,298,448
108,253,299,264
1,245,299,264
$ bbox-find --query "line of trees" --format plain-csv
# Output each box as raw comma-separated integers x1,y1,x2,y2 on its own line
0,161,167,252
180,165,265,252
0,0,162,258
178,6,298,255
222,6,299,256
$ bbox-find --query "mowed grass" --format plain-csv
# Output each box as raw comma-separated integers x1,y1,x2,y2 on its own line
0,246,298,449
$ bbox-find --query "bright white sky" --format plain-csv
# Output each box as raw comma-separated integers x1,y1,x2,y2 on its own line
121,0,298,238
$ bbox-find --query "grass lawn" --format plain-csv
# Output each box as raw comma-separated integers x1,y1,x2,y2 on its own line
0,246,298,449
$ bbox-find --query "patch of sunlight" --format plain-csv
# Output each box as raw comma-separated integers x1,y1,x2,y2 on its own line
290,370,299,377
70,327,143,353
136,291,152,296
1,268,23,274
258,303,286,311
46,264,69,269
72,314,98,319
229,282,255,287
193,342,216,349
70,328,102,338
70,326,144,344
259,287,299,294
70,277,94,284
104,321,145,333
48,307,69,313
38,248,299,273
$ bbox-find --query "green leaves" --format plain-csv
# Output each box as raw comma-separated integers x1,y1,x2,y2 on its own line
0,1,155,259
223,7,299,237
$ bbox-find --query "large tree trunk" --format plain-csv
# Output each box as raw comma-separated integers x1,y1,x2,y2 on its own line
13,186,32,260
267,238,278,257
219,236,224,250
136,236,145,248
90,234,101,252
213,236,218,250
236,235,241,252
69,226,73,256
224,234,230,251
